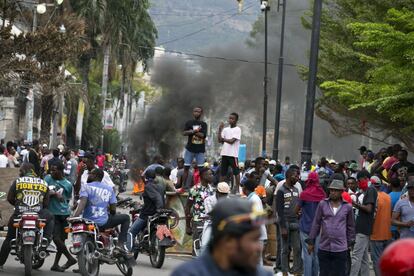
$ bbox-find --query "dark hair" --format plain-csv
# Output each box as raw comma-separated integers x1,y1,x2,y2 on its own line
163,167,172,178
274,164,283,174
356,170,371,180
20,163,35,175
92,169,104,181
346,177,356,183
200,167,211,178
52,149,60,158
32,139,39,146
155,166,164,176
84,151,95,160
399,149,408,156
286,167,297,178
51,161,65,172
0,145,5,154
392,144,402,154
390,177,400,188
255,156,265,164
62,150,71,158
230,112,239,121
243,179,258,193
290,164,300,171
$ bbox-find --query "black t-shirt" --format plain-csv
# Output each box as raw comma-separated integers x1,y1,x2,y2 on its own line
184,120,208,153
390,161,414,178
9,176,49,214
355,186,378,235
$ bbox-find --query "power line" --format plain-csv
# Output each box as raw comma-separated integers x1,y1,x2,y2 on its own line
137,45,298,67
157,3,256,46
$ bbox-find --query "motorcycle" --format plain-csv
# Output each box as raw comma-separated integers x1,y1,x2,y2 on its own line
67,216,133,276
10,211,56,276
128,203,177,268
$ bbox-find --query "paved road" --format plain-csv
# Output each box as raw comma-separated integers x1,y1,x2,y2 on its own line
0,243,188,276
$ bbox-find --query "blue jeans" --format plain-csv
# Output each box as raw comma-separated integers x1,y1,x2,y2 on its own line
184,148,205,167
370,240,391,276
300,231,319,276
127,217,147,251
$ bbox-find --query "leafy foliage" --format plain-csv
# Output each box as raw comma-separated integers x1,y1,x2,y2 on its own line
302,0,414,151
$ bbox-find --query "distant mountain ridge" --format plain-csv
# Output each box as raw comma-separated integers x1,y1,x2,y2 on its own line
149,0,260,52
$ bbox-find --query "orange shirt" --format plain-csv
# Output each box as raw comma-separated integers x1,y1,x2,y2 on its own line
371,191,392,241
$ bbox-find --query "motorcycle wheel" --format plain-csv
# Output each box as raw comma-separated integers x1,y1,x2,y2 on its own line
32,258,45,270
78,238,100,276
23,244,33,276
149,233,165,269
116,256,133,276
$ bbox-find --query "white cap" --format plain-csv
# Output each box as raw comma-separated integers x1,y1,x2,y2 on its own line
269,160,277,166
217,182,230,194
42,144,48,148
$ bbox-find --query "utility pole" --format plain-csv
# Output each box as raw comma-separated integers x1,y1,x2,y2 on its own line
272,0,287,160
301,0,323,163
261,0,270,157
101,43,111,150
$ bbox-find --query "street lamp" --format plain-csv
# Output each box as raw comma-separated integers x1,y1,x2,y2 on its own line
301,0,323,163
272,0,287,160
261,0,270,158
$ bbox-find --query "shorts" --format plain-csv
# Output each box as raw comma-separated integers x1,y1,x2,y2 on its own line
53,215,69,240
221,156,240,176
184,148,205,168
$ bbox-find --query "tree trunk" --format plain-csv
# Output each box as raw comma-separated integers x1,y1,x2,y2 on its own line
101,43,111,149
40,94,54,145
119,63,127,119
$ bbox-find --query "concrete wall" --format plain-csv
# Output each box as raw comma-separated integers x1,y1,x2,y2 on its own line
0,168,19,227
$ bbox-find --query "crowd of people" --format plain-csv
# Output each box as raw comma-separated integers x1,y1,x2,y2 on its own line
0,106,414,276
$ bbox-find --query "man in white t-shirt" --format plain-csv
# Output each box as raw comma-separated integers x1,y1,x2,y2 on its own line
0,146,8,168
218,112,241,193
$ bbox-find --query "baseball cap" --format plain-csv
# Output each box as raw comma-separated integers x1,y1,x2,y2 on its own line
349,163,358,171
78,150,85,157
211,198,266,239
42,144,48,148
328,179,345,190
269,160,277,166
370,176,382,186
217,182,230,194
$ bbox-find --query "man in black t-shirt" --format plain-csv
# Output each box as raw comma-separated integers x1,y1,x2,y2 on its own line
182,107,208,187
350,171,378,276
389,150,414,182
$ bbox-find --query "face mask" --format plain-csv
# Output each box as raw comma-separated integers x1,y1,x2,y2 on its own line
358,179,369,191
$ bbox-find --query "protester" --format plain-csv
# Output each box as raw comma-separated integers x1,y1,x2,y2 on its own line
185,167,214,255
62,150,78,185
388,178,402,240
392,180,414,239
297,172,326,276
182,107,208,191
175,157,194,190
242,180,267,266
276,167,303,276
172,198,272,276
247,157,277,187
350,171,378,276
389,149,414,182
45,162,77,272
0,145,8,168
7,146,19,168
218,112,242,193
307,179,355,276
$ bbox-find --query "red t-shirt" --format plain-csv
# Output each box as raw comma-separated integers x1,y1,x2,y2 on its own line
96,155,105,169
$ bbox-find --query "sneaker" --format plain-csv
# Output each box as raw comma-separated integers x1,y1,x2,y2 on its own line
46,243,57,253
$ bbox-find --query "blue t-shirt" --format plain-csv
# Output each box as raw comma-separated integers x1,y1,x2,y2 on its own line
389,191,402,232
298,199,320,234
44,175,72,216
79,181,117,226
393,198,414,238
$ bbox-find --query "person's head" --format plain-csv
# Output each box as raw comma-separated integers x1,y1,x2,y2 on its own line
268,160,277,174
52,148,60,158
366,151,375,162
328,179,345,201
247,171,260,184
19,163,35,177
50,162,64,180
228,112,239,127
216,182,230,199
62,150,71,161
397,150,408,162
254,157,265,169
358,146,367,156
348,162,358,173
87,168,104,183
155,166,163,177
0,145,5,155
303,161,312,171
152,155,164,165
32,139,40,151
177,157,184,169
370,175,382,190
285,167,298,185
356,170,371,191
284,156,290,164
274,164,283,175
346,177,358,191
163,167,171,179
200,167,213,185
83,152,96,171
392,144,403,156
407,180,414,200
242,179,258,195
320,157,327,167
8,146,16,156
390,177,401,191
210,198,265,271
192,106,203,120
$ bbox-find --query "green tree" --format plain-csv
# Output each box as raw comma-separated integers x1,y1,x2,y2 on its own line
302,0,414,151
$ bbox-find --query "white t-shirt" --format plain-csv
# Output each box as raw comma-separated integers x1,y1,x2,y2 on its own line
220,126,241,158
248,192,267,241
170,168,178,184
81,170,115,188
0,155,8,168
